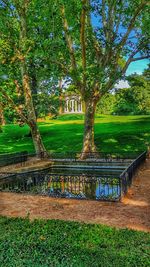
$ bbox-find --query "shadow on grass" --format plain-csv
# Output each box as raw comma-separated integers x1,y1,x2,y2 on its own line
38,122,54,125
57,114,84,121
129,116,150,122
95,115,107,119
0,116,149,154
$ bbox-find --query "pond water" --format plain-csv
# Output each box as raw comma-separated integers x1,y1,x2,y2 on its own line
0,168,122,201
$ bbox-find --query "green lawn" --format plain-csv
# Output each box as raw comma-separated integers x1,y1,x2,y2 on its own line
1,117,150,267
0,216,149,267
0,114,150,154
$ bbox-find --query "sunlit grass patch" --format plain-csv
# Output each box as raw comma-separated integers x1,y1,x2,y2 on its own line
0,115,150,154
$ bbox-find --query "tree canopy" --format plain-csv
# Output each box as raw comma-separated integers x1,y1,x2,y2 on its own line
0,0,149,157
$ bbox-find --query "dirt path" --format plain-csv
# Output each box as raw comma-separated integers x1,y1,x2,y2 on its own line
0,159,150,232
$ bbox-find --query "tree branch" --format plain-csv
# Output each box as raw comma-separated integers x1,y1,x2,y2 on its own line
0,87,28,124
107,1,115,42
102,0,107,39
80,0,87,87
60,4,83,93
86,1,104,64
50,60,69,75
121,49,149,75
103,1,117,66
131,55,150,62
104,40,149,93
119,1,148,49
114,9,122,36
80,0,87,71
61,5,77,72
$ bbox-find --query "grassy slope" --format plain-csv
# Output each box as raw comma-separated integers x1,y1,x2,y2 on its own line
0,216,149,267
0,114,150,154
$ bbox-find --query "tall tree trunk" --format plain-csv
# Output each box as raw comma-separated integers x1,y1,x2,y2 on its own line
29,60,38,118
0,103,6,126
80,98,98,159
29,120,47,156
21,63,47,157
19,5,47,158
59,79,63,114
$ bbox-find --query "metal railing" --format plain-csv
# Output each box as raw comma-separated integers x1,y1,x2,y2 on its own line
0,151,28,167
120,151,147,195
47,151,139,161
0,150,143,166
0,169,121,201
0,151,147,201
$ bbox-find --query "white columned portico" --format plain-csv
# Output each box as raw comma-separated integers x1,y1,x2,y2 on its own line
64,94,83,114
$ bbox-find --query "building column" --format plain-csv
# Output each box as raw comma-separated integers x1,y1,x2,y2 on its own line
80,101,82,112
65,100,68,112
70,100,72,112
75,100,77,112
77,100,79,112
78,100,81,112
73,100,75,112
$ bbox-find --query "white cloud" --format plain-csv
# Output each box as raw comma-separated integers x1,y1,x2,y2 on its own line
115,80,130,89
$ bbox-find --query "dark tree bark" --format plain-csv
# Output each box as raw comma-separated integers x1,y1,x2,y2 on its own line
58,79,63,114
29,120,47,156
0,103,6,126
20,62,47,157
19,3,47,157
80,97,99,159
29,60,38,118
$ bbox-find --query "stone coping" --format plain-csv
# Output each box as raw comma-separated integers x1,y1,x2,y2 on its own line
0,161,52,175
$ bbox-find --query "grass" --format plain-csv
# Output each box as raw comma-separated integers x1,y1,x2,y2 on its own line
0,216,150,267
0,117,150,266
0,114,150,154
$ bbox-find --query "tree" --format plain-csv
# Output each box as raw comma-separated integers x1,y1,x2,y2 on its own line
0,0,47,156
114,88,140,115
96,93,116,114
113,67,150,115
0,0,149,158
36,93,59,118
0,102,6,126
143,63,150,80
128,71,150,114
58,79,63,114
54,0,150,157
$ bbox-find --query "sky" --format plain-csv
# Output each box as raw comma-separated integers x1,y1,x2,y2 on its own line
115,59,150,89
115,59,149,89
126,59,149,75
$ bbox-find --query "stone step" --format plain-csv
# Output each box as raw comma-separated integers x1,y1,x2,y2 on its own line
51,161,129,167
51,165,125,170
50,167,124,176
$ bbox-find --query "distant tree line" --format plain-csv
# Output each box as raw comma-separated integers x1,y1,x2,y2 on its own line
97,68,150,115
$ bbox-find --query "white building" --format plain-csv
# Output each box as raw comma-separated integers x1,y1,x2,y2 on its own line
64,94,84,113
